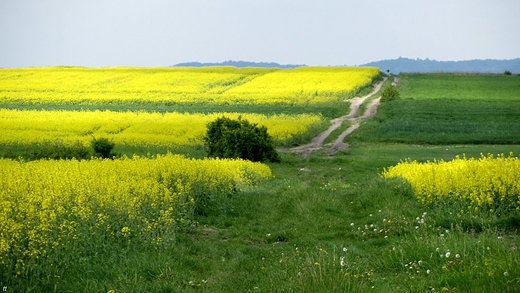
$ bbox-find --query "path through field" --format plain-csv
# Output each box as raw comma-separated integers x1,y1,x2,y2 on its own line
289,78,387,157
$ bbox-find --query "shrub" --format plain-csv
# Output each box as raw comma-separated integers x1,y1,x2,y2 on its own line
381,84,400,101
203,116,280,162
91,137,116,159
504,70,512,75
27,140,90,160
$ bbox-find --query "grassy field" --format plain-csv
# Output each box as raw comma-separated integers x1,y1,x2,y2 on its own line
351,73,520,144
1,71,520,292
397,73,520,101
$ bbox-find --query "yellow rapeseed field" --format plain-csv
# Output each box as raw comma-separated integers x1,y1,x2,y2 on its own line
0,66,380,105
0,154,271,275
0,108,323,146
382,153,520,212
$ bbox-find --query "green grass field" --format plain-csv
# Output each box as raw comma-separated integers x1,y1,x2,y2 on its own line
2,73,520,292
398,73,520,101
352,73,520,144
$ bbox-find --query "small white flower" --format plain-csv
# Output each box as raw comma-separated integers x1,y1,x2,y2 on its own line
504,271,509,276
445,252,451,258
426,269,431,274
343,247,347,252
369,214,373,217
350,223,355,226
340,256,346,267
455,254,460,258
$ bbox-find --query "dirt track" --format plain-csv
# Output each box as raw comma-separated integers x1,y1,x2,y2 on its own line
288,78,387,157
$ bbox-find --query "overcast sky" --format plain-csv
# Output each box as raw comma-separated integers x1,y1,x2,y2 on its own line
1,0,519,68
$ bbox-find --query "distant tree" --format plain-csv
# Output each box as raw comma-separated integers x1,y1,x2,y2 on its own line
381,84,400,101
203,116,280,163
504,70,512,75
91,137,116,158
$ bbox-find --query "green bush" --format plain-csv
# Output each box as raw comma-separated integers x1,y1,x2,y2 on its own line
381,84,400,101
27,140,90,160
91,137,116,158
203,116,280,162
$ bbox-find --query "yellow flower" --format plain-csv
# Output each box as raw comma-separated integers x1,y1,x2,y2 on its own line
121,227,130,237
0,154,272,266
0,66,379,106
382,153,520,211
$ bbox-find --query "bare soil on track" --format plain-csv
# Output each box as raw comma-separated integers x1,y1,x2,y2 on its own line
288,78,387,157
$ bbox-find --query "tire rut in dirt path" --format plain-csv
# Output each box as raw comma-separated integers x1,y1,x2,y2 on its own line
326,96,381,155
288,78,386,157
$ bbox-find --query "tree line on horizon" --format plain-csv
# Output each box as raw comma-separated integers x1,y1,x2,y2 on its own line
363,57,520,74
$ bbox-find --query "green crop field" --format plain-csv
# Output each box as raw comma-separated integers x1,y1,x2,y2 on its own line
352,73,520,144
398,73,520,101
1,70,519,293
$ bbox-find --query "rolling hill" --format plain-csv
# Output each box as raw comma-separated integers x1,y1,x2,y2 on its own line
363,57,520,74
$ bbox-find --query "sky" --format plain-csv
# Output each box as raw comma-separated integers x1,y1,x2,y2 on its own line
1,0,519,68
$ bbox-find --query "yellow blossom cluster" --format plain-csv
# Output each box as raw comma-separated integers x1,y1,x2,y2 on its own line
382,153,520,211
0,154,271,274
0,66,380,105
0,109,323,146
223,66,381,103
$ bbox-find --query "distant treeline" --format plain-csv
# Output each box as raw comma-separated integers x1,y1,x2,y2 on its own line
173,60,303,68
363,57,520,74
